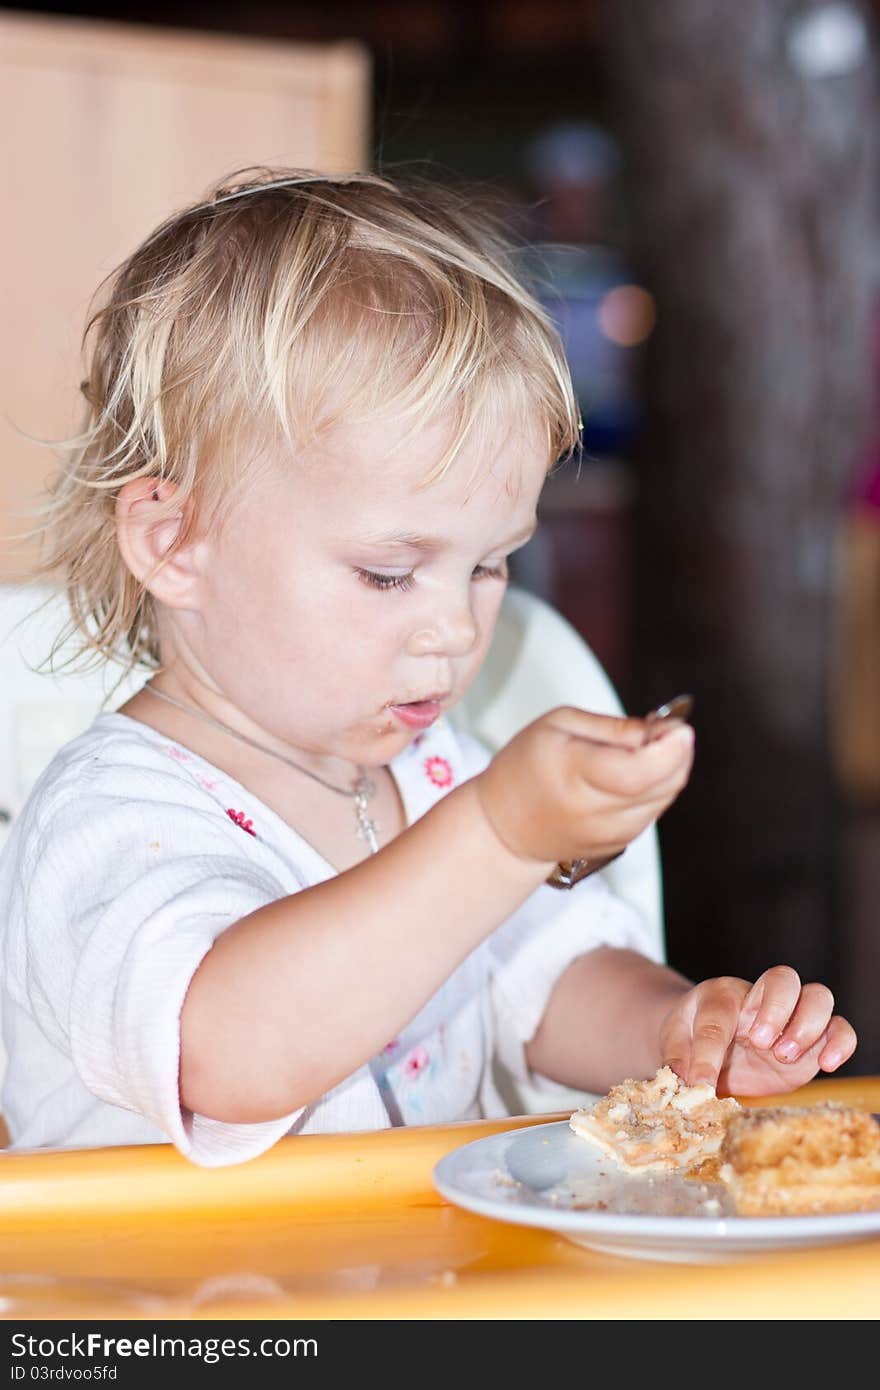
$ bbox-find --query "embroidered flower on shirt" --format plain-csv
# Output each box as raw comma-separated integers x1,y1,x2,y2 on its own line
423,755,453,788
226,808,256,837
198,774,221,791
402,1045,429,1078
383,1038,400,1055
165,745,192,763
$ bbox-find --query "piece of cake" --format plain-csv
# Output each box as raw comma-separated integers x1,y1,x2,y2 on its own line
569,1065,741,1173
719,1104,880,1216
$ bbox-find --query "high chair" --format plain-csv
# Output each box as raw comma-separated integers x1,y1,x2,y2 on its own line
0,581,664,1114
0,582,143,853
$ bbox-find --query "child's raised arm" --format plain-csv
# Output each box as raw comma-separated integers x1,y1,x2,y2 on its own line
179,707,694,1123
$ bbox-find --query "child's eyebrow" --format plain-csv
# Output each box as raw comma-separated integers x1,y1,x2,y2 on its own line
357,522,538,552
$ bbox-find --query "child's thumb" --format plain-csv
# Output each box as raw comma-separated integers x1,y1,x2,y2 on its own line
543,706,647,749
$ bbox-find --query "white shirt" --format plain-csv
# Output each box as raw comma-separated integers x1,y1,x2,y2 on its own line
0,712,657,1167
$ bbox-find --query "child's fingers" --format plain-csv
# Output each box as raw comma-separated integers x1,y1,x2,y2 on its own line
735,965,803,1050
662,979,746,1088
769,1014,857,1077
563,776,693,856
546,707,651,750
643,715,690,744
758,980,836,1063
817,1017,858,1072
548,704,694,753
568,724,694,799
759,989,855,1070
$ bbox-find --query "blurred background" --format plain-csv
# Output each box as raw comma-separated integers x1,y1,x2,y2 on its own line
1,1,879,1070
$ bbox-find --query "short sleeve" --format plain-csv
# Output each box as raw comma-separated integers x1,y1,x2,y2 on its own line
7,759,307,1167
486,864,662,1090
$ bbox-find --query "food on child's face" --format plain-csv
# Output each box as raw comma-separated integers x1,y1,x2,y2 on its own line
719,1104,880,1216
570,1066,880,1215
568,1065,740,1174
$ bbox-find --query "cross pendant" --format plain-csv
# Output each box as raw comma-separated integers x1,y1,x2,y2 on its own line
354,774,379,854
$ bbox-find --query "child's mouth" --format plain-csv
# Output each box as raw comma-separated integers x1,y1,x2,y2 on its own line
387,698,444,730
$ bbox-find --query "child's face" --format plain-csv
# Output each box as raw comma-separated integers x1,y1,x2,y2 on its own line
177,409,549,769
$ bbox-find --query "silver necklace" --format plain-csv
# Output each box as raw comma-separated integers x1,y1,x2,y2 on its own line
142,683,380,853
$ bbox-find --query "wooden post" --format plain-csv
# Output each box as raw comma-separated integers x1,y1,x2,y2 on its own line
606,1,877,1021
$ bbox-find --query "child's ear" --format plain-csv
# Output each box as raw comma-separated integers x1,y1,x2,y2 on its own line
115,478,202,609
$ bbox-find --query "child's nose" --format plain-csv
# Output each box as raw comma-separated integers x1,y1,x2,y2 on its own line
405,602,478,657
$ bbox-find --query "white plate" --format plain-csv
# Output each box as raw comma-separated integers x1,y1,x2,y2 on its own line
432,1120,880,1263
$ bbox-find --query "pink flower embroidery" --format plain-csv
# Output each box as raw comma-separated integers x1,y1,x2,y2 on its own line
226,808,256,837
383,1038,400,1055
198,774,221,791
403,1045,429,1078
424,755,453,788
166,745,192,763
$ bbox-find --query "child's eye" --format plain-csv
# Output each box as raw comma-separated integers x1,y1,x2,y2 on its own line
355,568,416,592
473,561,508,581
355,560,507,592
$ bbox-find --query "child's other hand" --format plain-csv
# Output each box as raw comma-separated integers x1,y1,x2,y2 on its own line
473,705,694,866
660,965,857,1096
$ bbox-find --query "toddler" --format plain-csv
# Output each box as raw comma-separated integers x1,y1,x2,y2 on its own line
0,169,855,1165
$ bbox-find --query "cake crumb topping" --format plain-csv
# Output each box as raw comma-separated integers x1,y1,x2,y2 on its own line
569,1065,740,1173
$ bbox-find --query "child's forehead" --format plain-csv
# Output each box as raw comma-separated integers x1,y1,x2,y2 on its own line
298,406,551,483
239,410,547,544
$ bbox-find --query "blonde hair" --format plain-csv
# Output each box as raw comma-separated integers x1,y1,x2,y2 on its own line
37,166,581,673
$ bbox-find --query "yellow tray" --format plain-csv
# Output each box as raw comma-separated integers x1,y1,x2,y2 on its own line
0,1075,878,1319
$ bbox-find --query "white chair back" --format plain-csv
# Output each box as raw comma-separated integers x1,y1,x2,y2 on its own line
0,584,143,849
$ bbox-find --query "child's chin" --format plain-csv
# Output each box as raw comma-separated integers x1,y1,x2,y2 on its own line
362,719,420,753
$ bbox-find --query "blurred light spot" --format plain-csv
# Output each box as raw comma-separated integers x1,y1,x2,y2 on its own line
597,285,656,347
787,4,868,78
